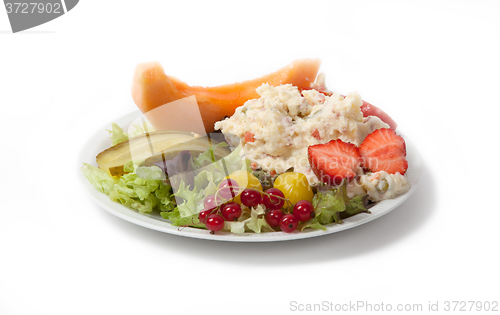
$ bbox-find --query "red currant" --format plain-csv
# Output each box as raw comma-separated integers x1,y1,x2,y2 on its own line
265,209,283,228
221,202,242,221
240,189,262,208
198,209,213,224
263,188,285,210
203,195,217,211
292,200,314,222
205,214,225,232
280,214,298,233
218,179,240,200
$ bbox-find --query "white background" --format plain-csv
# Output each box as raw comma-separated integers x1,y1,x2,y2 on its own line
1,1,499,314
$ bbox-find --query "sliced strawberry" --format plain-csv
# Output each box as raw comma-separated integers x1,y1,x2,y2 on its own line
308,139,362,185
359,128,408,175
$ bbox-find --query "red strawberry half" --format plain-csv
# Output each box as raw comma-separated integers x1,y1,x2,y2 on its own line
308,139,362,185
359,128,408,175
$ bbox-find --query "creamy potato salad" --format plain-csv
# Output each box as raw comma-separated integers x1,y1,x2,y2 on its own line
215,80,409,202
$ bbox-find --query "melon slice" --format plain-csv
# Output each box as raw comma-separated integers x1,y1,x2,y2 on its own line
132,59,321,133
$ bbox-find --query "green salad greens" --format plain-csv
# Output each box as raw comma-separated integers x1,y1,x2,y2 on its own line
106,122,155,145
82,162,175,213
302,184,370,231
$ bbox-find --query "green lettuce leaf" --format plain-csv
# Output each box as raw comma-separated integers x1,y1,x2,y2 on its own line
312,186,346,224
172,181,204,217
193,170,222,196
198,145,246,177
302,183,369,231
224,221,246,234
128,121,155,137
106,122,156,146
136,165,165,181
301,221,327,232
161,208,205,228
81,163,175,213
155,184,176,212
81,163,117,194
340,194,371,219
106,123,129,145
220,205,275,234
245,205,275,233
192,141,228,168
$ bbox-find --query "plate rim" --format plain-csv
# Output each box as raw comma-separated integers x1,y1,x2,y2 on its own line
78,110,422,242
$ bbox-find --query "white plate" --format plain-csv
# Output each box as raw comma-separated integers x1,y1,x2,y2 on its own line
79,110,422,242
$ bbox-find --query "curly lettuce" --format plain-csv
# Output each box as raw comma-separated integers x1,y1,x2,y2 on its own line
301,183,371,231
81,163,175,213
106,121,156,146
222,204,275,234
106,123,129,146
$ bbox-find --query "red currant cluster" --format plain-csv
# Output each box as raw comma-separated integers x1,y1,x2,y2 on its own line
264,197,315,233
198,179,315,234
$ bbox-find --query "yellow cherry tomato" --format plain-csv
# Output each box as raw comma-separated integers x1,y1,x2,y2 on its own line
220,170,263,204
273,172,313,206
